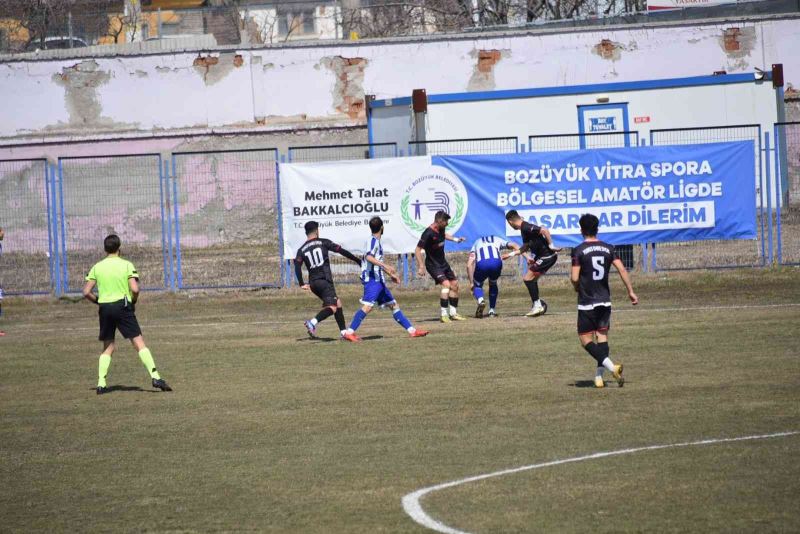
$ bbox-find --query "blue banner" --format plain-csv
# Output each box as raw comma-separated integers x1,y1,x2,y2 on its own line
432,141,756,249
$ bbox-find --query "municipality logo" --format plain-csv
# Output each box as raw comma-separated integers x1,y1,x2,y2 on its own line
400,166,468,234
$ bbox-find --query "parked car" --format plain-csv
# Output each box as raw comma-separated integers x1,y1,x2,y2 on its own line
26,36,89,51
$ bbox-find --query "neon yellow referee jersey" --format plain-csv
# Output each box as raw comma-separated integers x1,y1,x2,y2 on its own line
86,256,138,304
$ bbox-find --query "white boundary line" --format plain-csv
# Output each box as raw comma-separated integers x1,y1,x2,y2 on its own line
9,302,800,334
401,431,800,534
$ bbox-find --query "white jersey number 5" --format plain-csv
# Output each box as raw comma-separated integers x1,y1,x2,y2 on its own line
591,256,605,280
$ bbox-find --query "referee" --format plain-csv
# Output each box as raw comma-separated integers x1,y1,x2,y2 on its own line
82,234,171,394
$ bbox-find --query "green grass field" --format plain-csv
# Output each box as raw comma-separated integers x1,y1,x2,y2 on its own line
1,269,799,533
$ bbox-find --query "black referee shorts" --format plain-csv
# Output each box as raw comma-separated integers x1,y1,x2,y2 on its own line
98,299,142,341
310,279,339,307
577,305,611,335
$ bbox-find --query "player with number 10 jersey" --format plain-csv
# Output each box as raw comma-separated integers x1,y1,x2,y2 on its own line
294,221,362,341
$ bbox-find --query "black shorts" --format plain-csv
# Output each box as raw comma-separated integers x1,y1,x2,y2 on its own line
98,299,142,341
529,254,558,275
577,305,611,335
310,279,339,307
427,264,457,285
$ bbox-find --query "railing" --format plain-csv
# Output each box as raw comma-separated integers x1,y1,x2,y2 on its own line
0,127,790,296
408,137,518,157
288,143,397,163
529,131,639,152
649,125,764,271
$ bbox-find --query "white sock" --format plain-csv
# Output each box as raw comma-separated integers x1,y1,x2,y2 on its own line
601,357,615,373
310,318,318,326
441,307,449,316
534,299,541,307
596,367,605,378
449,305,457,316
407,326,416,334
477,297,485,304
346,328,354,334
340,330,347,336
489,308,495,313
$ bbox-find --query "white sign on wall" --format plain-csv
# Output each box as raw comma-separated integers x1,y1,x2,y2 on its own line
279,157,468,259
647,0,738,11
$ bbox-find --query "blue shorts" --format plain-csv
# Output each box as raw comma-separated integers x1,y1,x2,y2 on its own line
360,281,396,307
474,258,503,285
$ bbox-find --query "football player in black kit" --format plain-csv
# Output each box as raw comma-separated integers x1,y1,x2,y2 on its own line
571,213,638,388
504,210,561,317
414,210,467,322
295,221,362,342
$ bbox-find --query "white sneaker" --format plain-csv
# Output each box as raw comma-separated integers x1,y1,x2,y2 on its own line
526,301,545,317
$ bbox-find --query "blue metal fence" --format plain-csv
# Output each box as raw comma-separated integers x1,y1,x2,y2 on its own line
288,143,397,162
529,131,639,152
649,125,765,271
57,154,168,293
1,128,791,296
170,148,281,290
773,122,800,265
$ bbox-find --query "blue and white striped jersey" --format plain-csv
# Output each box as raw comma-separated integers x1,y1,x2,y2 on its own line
470,235,509,262
361,236,385,283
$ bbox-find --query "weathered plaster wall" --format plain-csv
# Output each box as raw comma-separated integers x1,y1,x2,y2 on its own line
0,17,798,143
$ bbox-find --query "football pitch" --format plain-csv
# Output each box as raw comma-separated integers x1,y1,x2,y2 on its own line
1,269,799,533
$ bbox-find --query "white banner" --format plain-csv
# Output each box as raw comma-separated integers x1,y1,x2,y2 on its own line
647,0,738,10
278,157,469,259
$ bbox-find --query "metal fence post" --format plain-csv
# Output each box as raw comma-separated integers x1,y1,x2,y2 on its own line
158,155,170,290
276,155,288,288
57,159,68,293
44,163,55,292
764,132,774,264
49,162,62,295
163,158,176,291
758,127,765,266
773,124,783,264
170,156,183,289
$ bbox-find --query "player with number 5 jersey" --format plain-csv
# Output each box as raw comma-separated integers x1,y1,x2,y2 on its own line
570,213,638,388
295,221,362,341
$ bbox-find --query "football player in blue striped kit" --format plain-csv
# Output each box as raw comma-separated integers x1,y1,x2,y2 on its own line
344,217,430,341
466,235,520,318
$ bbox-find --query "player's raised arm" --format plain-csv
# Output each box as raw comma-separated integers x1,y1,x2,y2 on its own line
445,233,465,243
612,258,638,305
328,241,361,266
539,227,561,252
501,241,521,260
365,252,400,284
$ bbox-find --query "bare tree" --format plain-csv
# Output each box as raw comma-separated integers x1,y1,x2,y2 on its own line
0,0,73,50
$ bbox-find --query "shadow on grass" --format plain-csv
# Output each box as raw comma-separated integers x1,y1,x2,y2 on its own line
569,380,628,388
295,335,385,343
90,385,160,394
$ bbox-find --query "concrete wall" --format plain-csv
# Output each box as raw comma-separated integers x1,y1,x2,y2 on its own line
0,15,798,153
